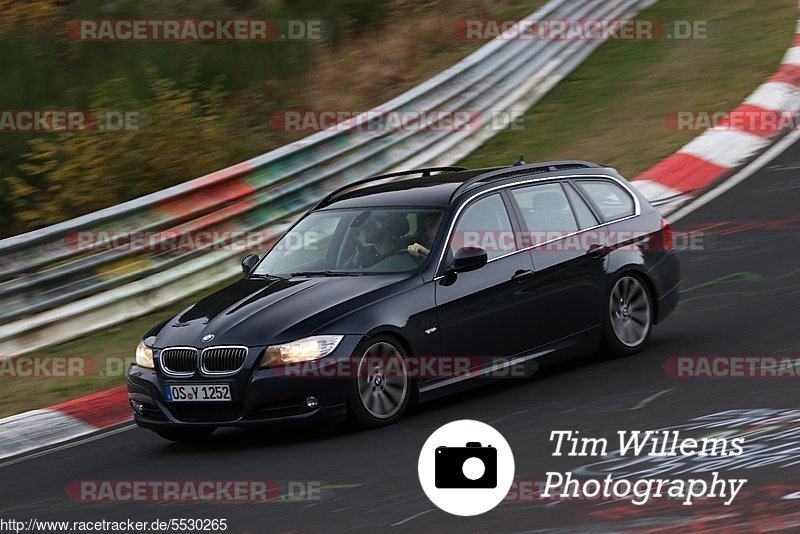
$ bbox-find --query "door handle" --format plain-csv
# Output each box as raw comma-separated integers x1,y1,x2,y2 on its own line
512,269,534,282
587,244,609,258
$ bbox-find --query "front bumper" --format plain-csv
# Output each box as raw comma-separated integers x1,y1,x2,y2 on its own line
127,336,362,429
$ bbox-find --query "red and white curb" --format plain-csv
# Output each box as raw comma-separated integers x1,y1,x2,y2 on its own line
0,386,130,459
632,10,800,213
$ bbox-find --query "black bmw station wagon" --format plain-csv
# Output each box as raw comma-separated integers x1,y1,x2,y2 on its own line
128,161,680,441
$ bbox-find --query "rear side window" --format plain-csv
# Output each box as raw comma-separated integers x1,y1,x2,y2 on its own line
510,183,578,235
563,183,599,229
574,180,635,221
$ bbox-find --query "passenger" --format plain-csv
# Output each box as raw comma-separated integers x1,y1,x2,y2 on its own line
407,213,440,258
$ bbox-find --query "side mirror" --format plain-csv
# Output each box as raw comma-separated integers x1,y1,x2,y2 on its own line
448,247,488,274
241,254,260,275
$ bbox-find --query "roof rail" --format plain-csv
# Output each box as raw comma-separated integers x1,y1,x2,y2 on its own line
315,166,469,209
449,160,602,201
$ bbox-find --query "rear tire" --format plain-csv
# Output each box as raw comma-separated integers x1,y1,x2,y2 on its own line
346,335,412,429
153,427,216,442
602,273,653,358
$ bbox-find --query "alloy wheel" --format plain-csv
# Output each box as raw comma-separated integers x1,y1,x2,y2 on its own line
356,341,409,420
609,275,651,348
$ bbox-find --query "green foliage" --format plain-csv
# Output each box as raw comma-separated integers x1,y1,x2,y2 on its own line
5,70,259,229
0,0,394,235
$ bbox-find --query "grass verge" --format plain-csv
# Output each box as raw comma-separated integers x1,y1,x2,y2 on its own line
462,0,797,177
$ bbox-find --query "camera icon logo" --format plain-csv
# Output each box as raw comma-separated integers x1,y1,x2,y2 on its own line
418,420,515,516
435,442,497,488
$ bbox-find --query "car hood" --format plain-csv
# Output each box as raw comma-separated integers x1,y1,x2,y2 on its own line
152,275,407,348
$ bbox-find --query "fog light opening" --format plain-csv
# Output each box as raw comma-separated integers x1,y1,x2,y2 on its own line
305,396,319,410
130,400,144,415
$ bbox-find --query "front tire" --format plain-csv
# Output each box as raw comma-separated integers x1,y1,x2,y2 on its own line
602,273,653,358
153,427,216,442
346,336,412,429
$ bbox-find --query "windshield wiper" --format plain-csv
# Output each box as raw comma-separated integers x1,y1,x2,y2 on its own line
248,273,286,280
290,270,365,277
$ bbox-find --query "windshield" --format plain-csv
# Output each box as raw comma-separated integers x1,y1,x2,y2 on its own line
254,208,444,276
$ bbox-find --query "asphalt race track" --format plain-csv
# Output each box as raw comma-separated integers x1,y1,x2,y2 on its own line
2,140,800,532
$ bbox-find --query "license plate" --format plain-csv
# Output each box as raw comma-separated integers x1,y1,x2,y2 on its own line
165,384,232,402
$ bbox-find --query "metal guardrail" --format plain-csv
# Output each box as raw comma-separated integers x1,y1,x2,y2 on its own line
0,0,657,356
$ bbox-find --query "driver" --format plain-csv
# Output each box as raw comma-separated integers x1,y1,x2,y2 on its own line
351,213,407,268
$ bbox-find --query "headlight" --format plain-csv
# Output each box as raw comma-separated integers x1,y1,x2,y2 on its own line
260,335,343,366
135,341,155,368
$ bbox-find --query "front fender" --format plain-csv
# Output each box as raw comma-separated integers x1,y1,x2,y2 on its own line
320,277,440,358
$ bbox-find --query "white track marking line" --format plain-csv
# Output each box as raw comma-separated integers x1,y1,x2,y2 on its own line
391,508,435,527
632,388,674,410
